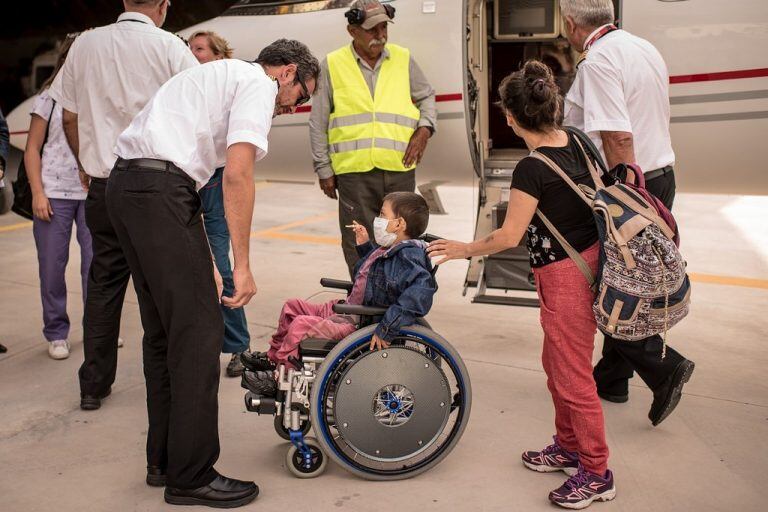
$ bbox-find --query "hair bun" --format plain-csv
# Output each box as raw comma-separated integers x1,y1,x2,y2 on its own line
531,79,549,102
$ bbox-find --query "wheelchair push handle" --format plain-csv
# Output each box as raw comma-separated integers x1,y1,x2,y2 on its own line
320,278,354,292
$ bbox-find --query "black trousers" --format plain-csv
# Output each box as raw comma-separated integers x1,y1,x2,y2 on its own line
336,168,415,276
79,178,131,397
593,167,687,394
107,167,223,489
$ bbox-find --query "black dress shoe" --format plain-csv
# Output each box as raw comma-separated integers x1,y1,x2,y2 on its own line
164,475,259,508
80,387,112,410
649,359,695,426
597,389,629,403
146,465,167,487
240,350,275,372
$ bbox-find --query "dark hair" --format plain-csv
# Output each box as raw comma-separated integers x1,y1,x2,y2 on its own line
496,60,562,132
384,192,429,238
256,39,321,84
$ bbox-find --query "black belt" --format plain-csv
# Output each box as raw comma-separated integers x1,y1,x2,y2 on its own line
645,165,674,182
115,158,194,185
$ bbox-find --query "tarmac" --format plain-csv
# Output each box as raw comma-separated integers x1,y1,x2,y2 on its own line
1,173,767,512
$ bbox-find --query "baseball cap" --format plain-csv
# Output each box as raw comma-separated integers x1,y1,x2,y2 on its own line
352,0,395,30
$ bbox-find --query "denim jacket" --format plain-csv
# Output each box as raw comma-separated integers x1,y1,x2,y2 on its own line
353,239,437,342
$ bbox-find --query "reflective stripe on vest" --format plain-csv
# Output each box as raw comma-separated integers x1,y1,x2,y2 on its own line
327,44,420,174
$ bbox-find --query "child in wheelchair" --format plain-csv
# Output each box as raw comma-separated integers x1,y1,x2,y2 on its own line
240,191,437,397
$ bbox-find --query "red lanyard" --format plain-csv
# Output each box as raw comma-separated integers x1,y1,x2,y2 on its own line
577,25,618,68
584,24,618,51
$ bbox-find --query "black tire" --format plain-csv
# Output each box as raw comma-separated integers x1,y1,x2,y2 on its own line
286,438,327,478
274,413,311,441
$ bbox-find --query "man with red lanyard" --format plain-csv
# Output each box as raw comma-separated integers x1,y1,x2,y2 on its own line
561,0,695,426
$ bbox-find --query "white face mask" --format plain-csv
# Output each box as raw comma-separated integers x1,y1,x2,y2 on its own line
373,216,398,247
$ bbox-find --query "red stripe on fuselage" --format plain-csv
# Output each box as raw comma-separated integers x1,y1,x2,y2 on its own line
670,68,768,84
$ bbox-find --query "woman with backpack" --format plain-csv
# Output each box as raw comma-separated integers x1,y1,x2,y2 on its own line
428,61,615,509
24,33,93,360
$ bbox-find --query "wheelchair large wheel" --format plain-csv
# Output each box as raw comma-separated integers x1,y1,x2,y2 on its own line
310,324,472,481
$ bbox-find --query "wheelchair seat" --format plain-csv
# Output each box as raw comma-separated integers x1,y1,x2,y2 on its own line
299,338,339,358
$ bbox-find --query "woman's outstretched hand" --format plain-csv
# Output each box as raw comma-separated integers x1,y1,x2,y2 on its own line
427,239,470,265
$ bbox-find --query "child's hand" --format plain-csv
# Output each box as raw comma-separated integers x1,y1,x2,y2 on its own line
347,220,369,245
369,333,390,351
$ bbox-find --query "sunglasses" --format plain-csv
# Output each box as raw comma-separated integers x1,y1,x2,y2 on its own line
294,75,310,107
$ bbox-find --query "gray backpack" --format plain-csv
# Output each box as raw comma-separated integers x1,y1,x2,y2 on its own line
531,136,690,356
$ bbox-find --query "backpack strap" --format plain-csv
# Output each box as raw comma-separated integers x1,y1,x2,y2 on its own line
528,151,593,206
607,185,676,241
535,208,597,290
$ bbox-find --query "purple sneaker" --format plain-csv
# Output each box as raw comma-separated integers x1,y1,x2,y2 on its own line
522,436,580,476
549,465,616,509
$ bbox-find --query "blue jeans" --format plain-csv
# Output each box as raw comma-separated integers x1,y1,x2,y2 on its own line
199,168,250,354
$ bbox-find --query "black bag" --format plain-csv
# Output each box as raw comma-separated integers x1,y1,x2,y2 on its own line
11,100,55,220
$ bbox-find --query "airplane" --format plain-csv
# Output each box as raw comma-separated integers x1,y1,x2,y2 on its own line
5,0,767,304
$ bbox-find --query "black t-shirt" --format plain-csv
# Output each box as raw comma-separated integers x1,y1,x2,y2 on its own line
511,132,599,268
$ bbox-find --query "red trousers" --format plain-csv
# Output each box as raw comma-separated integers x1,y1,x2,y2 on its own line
533,243,609,475
267,298,356,368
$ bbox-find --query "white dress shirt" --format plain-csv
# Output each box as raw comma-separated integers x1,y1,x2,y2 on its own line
49,12,198,178
115,60,277,189
31,90,85,200
564,28,675,173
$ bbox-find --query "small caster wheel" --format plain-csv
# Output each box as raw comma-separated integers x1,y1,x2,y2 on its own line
286,438,327,478
274,414,311,441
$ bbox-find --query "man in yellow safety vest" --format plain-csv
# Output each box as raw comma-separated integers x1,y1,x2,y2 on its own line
309,0,436,275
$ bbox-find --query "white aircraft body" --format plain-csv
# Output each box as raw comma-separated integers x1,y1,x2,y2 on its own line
6,0,768,194
4,0,767,301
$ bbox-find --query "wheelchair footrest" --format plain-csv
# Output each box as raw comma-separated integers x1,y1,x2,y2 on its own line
244,392,277,415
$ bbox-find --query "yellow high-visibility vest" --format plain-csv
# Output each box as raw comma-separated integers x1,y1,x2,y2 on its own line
327,44,420,175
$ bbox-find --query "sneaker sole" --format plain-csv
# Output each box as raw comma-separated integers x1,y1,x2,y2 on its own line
523,460,579,476
164,489,258,509
653,361,695,426
49,352,70,360
552,487,617,509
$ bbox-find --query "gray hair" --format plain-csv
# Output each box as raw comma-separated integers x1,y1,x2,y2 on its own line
560,0,615,28
256,39,321,84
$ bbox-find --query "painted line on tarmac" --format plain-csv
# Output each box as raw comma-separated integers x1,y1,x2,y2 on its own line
251,211,336,236
257,231,340,245
0,221,32,233
688,272,768,290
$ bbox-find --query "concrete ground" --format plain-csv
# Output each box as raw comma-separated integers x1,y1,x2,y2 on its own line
1,179,766,512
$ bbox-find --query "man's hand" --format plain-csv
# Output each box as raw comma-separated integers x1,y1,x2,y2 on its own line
348,220,369,245
221,267,257,309
403,126,431,168
78,169,90,192
319,175,337,199
369,333,390,351
32,193,53,222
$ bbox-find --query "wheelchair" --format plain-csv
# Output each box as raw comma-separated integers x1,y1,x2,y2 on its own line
243,273,472,480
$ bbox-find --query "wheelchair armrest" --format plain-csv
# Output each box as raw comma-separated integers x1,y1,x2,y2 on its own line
320,278,354,292
332,303,388,316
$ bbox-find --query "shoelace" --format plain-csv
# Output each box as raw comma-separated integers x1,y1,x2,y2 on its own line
565,467,592,490
540,435,563,455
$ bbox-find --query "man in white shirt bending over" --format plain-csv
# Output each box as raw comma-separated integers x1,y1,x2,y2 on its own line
48,0,198,412
111,39,319,509
561,0,694,427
